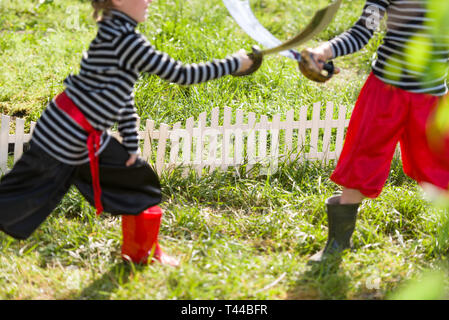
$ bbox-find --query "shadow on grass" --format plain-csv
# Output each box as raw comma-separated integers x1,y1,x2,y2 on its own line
70,262,146,300
286,256,352,300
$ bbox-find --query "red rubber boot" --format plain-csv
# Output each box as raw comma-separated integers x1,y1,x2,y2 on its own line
121,206,179,266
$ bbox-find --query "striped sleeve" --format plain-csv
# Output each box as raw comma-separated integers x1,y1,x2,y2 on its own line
118,104,140,154
329,0,389,58
116,33,241,84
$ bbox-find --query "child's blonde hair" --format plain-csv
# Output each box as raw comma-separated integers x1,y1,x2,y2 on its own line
91,0,114,21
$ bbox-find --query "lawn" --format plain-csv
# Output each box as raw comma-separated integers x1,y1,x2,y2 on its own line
0,0,449,300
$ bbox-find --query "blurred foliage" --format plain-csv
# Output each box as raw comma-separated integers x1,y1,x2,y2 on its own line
390,0,449,300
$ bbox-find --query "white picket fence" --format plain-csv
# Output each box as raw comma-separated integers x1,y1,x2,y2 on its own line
0,102,350,176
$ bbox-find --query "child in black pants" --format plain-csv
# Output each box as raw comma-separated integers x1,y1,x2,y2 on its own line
0,0,259,266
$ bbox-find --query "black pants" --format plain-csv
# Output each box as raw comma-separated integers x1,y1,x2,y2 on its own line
0,137,161,240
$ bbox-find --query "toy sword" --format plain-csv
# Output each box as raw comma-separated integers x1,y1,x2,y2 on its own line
223,0,342,81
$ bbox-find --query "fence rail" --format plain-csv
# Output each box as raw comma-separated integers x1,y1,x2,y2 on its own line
0,102,350,175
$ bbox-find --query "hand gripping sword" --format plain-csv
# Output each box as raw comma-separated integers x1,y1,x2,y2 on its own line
223,0,342,82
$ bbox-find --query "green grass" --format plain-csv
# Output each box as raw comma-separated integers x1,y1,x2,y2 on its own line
1,0,449,300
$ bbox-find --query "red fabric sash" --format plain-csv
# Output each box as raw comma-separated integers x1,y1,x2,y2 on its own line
55,92,104,215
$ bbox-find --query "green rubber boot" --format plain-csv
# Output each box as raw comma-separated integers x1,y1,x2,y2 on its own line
309,195,360,263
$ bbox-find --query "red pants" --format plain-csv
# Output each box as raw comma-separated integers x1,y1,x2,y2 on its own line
331,72,449,198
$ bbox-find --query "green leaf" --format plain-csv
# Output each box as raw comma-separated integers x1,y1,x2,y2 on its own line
390,271,447,300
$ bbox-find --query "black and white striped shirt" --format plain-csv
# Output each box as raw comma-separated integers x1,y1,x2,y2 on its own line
329,0,449,96
32,9,241,165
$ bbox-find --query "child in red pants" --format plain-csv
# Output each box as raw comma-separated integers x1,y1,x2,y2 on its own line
304,0,449,262
0,0,258,266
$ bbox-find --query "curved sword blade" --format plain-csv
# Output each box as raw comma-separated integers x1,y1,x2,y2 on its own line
223,0,299,60
262,0,342,56
223,0,342,59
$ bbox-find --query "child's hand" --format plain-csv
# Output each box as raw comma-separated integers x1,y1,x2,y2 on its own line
306,43,340,74
126,153,138,167
232,46,263,76
236,49,253,74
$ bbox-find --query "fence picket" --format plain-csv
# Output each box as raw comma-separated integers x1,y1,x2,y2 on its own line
136,117,141,132
30,121,36,136
13,118,25,163
336,104,347,157
142,119,154,162
169,122,182,168
156,123,169,175
234,110,244,166
195,112,207,175
246,112,256,173
322,102,334,159
309,102,321,160
181,117,194,177
183,117,194,165
298,106,307,159
258,115,268,164
0,115,10,174
222,107,232,171
284,109,294,159
208,108,220,172
270,114,281,173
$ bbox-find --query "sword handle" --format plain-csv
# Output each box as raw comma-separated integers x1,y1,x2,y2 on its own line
232,45,264,77
298,49,335,83
323,61,335,78
309,51,335,79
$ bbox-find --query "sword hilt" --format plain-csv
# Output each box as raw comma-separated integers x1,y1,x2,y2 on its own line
298,49,335,83
322,61,335,78
232,45,264,77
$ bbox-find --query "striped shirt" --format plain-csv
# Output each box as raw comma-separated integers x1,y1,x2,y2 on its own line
329,0,449,96
31,9,241,165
